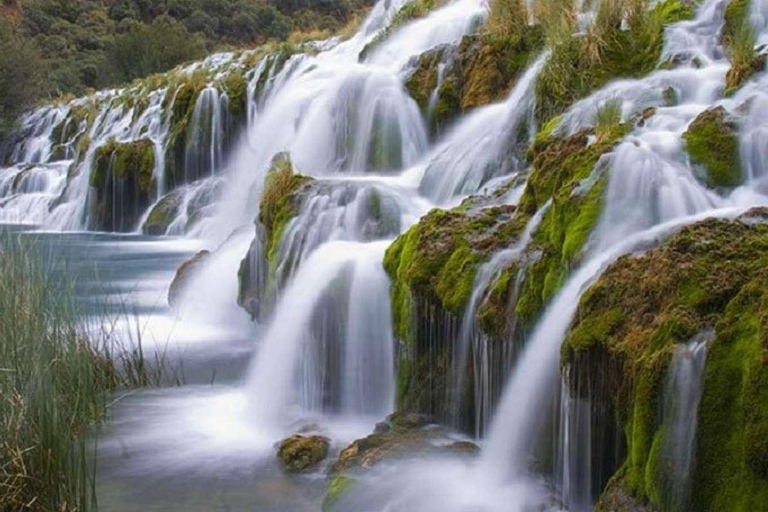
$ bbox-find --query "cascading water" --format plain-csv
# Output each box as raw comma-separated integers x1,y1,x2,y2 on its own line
452,199,551,436
658,332,711,510
4,0,768,507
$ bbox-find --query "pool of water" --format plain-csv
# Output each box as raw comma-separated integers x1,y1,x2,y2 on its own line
1,225,369,511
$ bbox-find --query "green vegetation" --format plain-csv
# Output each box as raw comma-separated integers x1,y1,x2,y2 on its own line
514,121,630,326
0,235,165,511
0,13,43,137
0,0,372,133
683,106,742,188
258,153,312,281
562,212,768,511
90,138,157,231
404,0,543,134
724,19,765,94
535,0,695,123
383,199,526,343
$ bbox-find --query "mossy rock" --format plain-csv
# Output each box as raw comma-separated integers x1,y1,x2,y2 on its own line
329,413,478,475
404,30,543,135
683,106,742,188
237,153,313,320
725,53,766,96
276,435,330,473
142,190,183,236
563,211,768,511
514,122,630,326
89,138,157,232
383,195,528,342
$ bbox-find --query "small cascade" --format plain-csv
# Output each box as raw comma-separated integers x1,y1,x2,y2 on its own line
184,87,231,182
246,240,393,429
365,0,488,70
480,207,741,483
555,359,626,511
451,200,551,436
658,332,711,510
8,106,69,165
0,162,69,224
418,52,547,205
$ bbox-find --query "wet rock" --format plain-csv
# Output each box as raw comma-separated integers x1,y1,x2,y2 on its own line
168,250,210,308
276,434,330,473
683,106,742,187
142,190,182,236
89,138,157,232
329,413,478,475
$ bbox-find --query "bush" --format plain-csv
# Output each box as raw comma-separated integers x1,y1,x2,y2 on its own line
109,15,207,82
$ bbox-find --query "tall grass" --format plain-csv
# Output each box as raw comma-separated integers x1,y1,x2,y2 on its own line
0,235,167,511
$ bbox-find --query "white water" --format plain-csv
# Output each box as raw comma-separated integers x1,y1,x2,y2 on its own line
4,0,768,507
659,332,711,509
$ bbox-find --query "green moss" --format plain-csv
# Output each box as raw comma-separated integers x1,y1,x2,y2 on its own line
142,190,182,235
384,201,527,338
91,138,155,192
434,78,462,129
683,106,742,187
404,29,542,134
434,244,478,311
562,214,768,510
258,152,312,289
322,476,356,512
476,267,514,337
515,124,629,325
222,70,248,120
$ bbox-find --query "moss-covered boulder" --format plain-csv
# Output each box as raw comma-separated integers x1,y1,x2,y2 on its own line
89,138,157,232
237,153,312,320
562,210,768,511
405,30,542,135
514,121,630,326
276,434,330,473
683,106,742,188
142,190,183,236
168,250,210,308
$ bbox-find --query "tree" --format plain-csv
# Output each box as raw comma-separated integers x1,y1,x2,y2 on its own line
109,15,206,82
0,17,44,135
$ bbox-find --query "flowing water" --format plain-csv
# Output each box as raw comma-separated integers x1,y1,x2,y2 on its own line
2,0,768,508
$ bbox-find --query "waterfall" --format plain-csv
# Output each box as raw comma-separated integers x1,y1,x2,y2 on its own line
479,208,742,483
246,240,393,429
452,199,551,436
418,53,547,205
659,332,711,510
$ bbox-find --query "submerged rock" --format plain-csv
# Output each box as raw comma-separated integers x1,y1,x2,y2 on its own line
276,434,330,473
330,412,478,475
168,250,210,308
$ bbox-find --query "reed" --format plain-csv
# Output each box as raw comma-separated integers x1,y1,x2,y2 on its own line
0,235,169,511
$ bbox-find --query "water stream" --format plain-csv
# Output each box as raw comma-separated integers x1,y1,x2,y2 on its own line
2,0,768,508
